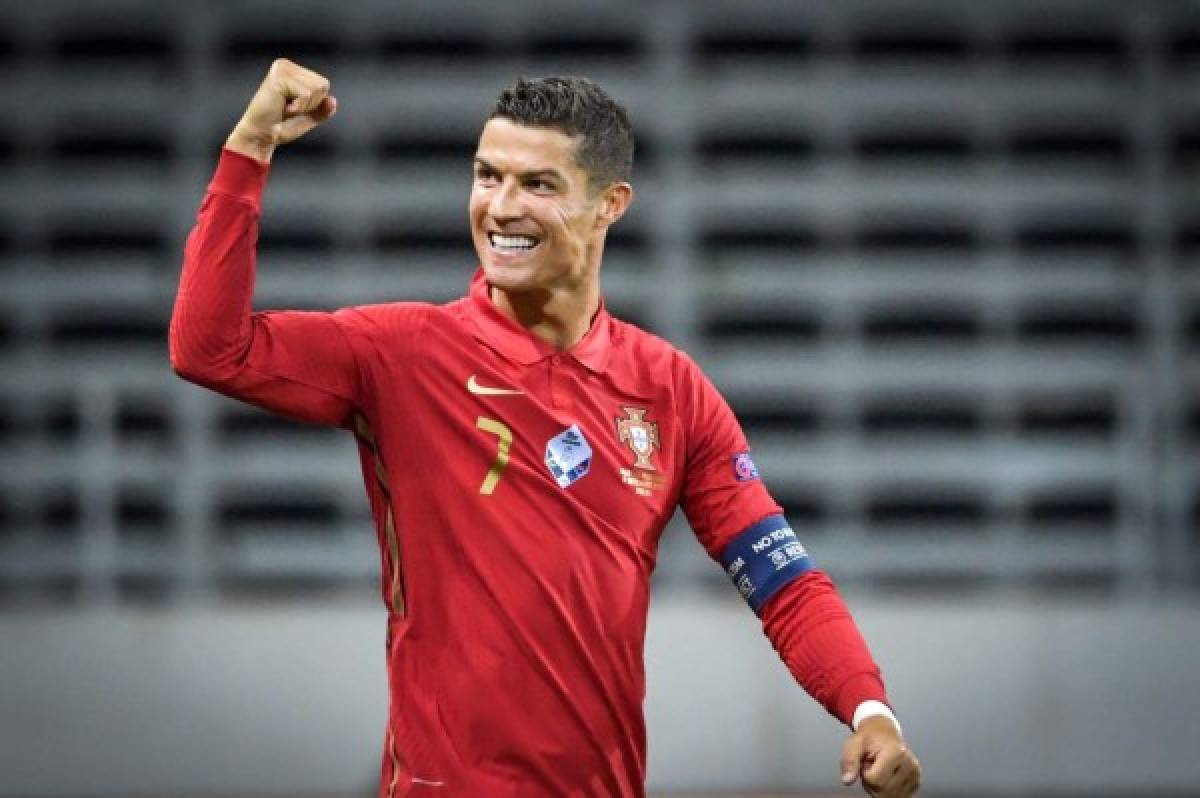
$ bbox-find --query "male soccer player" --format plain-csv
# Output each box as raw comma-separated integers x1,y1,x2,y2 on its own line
170,59,922,798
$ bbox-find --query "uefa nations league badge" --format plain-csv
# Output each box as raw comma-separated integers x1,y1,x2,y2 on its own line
545,424,592,488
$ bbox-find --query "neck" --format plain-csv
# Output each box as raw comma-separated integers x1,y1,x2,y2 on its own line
490,279,600,350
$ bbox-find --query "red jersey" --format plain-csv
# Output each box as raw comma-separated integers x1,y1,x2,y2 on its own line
171,150,888,798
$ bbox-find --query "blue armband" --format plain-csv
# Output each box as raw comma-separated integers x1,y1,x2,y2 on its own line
720,515,814,615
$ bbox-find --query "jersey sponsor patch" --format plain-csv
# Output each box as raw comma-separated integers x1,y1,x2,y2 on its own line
732,451,760,482
545,424,593,489
721,515,814,614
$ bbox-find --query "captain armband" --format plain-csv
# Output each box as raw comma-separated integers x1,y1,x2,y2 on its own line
720,515,814,615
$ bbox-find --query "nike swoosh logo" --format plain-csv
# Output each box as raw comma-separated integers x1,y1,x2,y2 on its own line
467,374,524,396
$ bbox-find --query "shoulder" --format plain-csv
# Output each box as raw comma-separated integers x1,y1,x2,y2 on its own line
440,296,473,322
333,298,480,354
608,317,707,392
332,301,439,339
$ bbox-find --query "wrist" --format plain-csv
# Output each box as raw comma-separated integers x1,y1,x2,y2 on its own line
210,147,270,206
224,126,276,164
832,671,888,725
852,700,902,736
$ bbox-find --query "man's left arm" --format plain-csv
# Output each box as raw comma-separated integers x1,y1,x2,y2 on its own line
759,570,922,797
675,354,922,797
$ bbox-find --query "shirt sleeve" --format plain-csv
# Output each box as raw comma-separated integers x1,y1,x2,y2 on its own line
169,148,364,428
676,354,890,727
677,354,781,557
760,571,890,726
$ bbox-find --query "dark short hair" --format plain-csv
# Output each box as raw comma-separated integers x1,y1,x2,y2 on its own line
490,76,634,191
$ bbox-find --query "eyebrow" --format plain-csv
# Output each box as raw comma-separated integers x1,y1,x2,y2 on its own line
473,157,565,183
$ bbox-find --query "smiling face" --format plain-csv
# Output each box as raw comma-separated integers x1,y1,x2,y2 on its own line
470,117,629,296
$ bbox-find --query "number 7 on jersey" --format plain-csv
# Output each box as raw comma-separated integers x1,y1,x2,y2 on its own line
476,416,513,495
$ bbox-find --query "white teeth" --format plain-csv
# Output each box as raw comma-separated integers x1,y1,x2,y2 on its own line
489,233,538,249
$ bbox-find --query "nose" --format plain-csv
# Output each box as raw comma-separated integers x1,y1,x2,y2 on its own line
487,177,523,222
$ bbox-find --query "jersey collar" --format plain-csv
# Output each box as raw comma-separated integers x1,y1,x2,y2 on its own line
466,268,612,373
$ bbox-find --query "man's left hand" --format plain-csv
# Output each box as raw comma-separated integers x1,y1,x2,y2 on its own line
839,715,922,797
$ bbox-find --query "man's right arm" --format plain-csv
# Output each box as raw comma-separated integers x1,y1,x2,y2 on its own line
169,59,360,428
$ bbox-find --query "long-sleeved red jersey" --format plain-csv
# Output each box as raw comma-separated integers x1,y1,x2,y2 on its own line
170,149,888,797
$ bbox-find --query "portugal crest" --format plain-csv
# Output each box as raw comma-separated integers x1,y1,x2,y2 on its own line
616,406,660,471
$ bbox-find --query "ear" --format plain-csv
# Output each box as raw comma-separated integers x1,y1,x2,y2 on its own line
594,182,634,230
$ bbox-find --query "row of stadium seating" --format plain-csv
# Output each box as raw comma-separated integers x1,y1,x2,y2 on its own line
1,0,1197,603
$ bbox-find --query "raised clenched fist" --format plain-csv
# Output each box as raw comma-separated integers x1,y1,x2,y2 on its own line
224,58,337,163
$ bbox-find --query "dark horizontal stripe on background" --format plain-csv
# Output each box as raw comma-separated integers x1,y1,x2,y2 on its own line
1009,131,1130,162
693,32,813,61
856,224,978,252
856,132,974,160
527,34,642,60
218,498,339,527
47,229,167,257
1016,223,1136,255
1026,489,1117,526
1018,395,1116,437
698,133,815,161
1004,32,1129,66
1017,307,1139,343
867,492,986,525
703,313,821,342
863,310,981,341
862,400,981,435
50,316,168,346
53,132,172,162
54,32,177,67
224,33,339,63
853,32,970,61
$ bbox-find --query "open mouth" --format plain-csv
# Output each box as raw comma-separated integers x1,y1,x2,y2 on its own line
488,232,541,254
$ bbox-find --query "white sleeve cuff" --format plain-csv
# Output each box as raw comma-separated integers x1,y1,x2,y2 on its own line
852,700,902,735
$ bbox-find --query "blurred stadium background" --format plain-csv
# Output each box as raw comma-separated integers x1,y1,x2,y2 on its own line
2,0,1199,795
